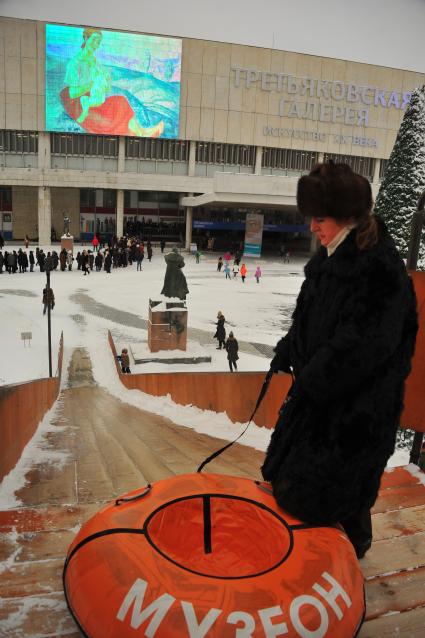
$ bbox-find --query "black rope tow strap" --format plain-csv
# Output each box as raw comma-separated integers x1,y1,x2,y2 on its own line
197,368,277,473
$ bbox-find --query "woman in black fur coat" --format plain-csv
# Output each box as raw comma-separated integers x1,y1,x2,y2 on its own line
262,162,418,559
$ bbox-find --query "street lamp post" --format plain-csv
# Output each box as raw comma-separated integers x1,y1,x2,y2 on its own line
407,190,425,465
45,255,53,378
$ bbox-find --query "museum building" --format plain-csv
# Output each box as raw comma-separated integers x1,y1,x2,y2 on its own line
0,15,424,251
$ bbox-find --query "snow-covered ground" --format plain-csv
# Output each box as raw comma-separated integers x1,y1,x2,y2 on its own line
0,241,410,480
0,243,302,384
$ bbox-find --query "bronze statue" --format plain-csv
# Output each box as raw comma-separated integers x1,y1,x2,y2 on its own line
63,216,71,236
161,248,189,300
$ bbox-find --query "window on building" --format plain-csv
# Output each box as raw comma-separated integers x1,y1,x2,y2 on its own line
0,186,12,206
196,142,255,167
262,148,318,172
80,189,96,207
51,133,118,157
103,190,117,209
80,189,116,208
125,138,189,161
0,130,38,153
379,159,389,180
323,153,375,180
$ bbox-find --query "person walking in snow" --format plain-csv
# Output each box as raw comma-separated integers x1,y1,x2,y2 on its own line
214,311,226,349
59,248,67,271
82,251,90,275
104,251,112,274
232,263,239,279
255,265,262,283
18,249,27,273
75,251,82,270
195,249,201,264
67,251,74,271
42,286,55,315
240,263,247,283
37,249,45,272
135,245,143,271
224,262,231,280
217,256,223,272
225,331,239,372
95,251,103,271
8,250,17,273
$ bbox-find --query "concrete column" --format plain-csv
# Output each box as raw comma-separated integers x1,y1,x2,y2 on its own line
254,146,262,174
38,186,51,246
318,152,325,163
188,140,196,177
117,189,124,238
118,136,125,173
372,158,381,186
38,132,51,170
185,206,193,250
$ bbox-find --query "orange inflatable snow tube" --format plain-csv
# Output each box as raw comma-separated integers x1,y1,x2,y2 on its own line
63,473,365,637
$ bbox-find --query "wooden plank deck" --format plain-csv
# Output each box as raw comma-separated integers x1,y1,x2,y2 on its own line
1,349,425,636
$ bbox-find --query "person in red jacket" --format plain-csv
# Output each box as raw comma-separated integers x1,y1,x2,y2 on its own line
240,263,247,283
92,234,99,252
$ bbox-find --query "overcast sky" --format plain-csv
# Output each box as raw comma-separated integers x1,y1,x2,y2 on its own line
2,0,425,73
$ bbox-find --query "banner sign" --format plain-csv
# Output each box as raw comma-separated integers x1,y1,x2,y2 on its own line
244,213,264,257
45,24,181,138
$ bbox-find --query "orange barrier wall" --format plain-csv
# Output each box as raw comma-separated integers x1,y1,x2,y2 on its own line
401,271,425,433
108,331,291,429
0,333,64,482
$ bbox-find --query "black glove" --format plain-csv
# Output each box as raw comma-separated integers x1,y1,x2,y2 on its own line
270,352,292,374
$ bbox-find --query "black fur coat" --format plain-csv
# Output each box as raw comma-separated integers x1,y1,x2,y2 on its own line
262,219,418,525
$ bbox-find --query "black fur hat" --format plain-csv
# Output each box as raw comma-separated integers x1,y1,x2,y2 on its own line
297,162,373,221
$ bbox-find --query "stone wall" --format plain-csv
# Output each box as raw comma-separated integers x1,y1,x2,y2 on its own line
0,18,44,131
12,186,38,239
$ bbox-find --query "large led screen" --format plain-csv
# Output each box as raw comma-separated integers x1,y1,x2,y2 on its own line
45,24,181,138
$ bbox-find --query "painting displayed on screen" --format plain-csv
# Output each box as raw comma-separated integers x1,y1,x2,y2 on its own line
45,24,181,138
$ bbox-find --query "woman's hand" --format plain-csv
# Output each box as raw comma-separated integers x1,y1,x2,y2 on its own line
68,81,93,99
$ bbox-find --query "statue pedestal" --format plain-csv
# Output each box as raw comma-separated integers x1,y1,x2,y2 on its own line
61,235,74,254
148,298,187,352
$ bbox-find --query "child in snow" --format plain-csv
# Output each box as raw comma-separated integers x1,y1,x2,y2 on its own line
120,348,131,374
255,266,262,283
224,262,231,279
240,263,247,282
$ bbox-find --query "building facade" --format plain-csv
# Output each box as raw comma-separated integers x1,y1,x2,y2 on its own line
0,16,424,250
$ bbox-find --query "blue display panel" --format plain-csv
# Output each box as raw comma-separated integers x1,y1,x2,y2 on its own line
45,24,181,138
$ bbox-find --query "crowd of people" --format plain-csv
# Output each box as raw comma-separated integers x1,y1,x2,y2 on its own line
0,235,166,276
1,231,263,375
214,251,262,284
